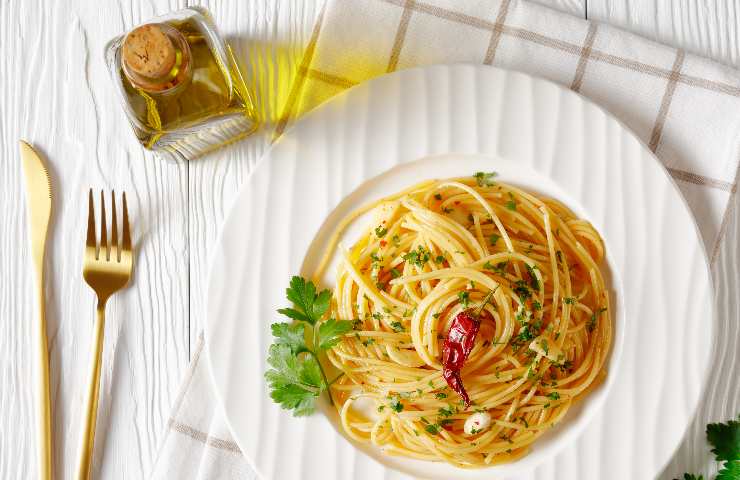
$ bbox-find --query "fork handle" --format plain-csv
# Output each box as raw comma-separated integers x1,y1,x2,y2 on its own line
76,303,106,480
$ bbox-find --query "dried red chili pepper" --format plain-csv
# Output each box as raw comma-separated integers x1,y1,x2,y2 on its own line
441,290,494,408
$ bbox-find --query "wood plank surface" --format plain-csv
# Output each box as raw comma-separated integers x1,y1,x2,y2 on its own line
0,1,190,478
0,0,737,478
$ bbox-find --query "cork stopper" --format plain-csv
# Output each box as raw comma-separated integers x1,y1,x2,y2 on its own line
122,24,177,79
121,23,191,93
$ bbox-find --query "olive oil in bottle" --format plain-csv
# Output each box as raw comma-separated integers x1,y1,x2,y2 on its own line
104,7,258,160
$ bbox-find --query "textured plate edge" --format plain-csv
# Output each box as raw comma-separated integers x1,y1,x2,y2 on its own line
203,64,716,479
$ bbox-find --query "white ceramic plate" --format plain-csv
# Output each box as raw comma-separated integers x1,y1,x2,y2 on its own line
206,65,713,480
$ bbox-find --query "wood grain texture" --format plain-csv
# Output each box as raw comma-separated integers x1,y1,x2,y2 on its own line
185,0,324,351
0,0,737,478
0,1,190,478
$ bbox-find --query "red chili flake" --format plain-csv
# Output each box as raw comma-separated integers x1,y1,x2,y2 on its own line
454,201,461,205
441,291,494,408
380,240,387,247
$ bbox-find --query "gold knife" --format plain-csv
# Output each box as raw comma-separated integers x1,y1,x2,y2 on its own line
21,140,53,480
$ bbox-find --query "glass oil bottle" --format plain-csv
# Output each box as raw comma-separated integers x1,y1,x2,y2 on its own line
104,7,258,160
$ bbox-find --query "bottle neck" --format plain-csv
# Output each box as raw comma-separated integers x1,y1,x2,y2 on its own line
121,22,192,94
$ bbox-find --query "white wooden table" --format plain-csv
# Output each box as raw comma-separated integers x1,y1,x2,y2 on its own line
0,1,737,478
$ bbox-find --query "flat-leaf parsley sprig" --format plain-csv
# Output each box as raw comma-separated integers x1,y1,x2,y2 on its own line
678,414,740,480
265,276,353,416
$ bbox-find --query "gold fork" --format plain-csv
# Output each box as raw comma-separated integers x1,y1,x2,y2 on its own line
76,190,133,480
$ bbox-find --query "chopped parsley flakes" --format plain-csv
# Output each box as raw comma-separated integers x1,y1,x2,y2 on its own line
513,280,532,301
588,307,607,331
505,192,517,211
425,423,441,435
438,406,454,417
474,171,498,187
403,245,431,268
389,396,404,412
525,264,540,290
390,321,405,333
457,291,470,307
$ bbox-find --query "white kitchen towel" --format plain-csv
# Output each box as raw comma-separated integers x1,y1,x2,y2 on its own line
151,0,740,478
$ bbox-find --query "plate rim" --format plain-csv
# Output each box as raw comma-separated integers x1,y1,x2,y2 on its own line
204,63,716,480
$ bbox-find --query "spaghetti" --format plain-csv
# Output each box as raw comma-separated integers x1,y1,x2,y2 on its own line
318,175,612,468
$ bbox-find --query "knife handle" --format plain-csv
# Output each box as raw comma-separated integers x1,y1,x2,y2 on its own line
76,302,106,480
36,281,53,480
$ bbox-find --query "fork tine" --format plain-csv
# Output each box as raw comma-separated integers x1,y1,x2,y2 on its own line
86,189,96,250
111,191,119,262
122,191,131,253
100,190,108,261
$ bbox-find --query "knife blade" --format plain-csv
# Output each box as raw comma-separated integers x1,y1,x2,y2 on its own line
20,140,53,480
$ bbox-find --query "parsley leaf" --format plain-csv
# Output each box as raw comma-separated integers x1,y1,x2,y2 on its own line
390,321,405,332
680,415,740,479
489,234,500,246
474,171,498,187
317,318,353,350
264,344,324,416
375,226,388,238
268,276,352,416
546,392,560,400
708,417,740,463
717,463,739,480
270,322,307,354
278,276,331,325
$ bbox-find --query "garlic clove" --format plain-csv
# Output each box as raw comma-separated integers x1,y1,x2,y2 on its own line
528,335,563,363
464,411,492,435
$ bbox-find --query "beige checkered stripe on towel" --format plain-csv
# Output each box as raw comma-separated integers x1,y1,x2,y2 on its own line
152,1,740,478
277,0,740,262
